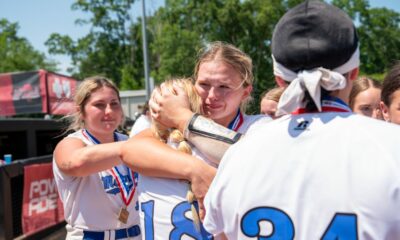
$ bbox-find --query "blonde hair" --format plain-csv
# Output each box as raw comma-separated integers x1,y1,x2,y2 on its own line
194,41,253,112
64,76,124,133
152,78,202,154
349,76,382,110
260,86,285,103
151,77,203,229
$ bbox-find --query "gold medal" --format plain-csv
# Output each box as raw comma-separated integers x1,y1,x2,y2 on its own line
118,207,129,224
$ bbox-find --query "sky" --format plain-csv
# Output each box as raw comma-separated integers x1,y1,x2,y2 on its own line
0,0,163,74
0,0,399,75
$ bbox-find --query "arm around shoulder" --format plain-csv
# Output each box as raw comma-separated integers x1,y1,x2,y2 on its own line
54,137,123,177
121,128,198,179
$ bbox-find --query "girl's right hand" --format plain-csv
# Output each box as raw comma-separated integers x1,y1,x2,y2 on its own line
149,83,194,132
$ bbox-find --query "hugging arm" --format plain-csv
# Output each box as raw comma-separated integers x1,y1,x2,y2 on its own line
54,138,123,177
184,114,242,164
120,128,216,200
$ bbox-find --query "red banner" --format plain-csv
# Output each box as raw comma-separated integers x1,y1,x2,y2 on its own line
0,71,45,116
45,70,78,115
0,69,78,116
0,73,15,116
22,163,64,236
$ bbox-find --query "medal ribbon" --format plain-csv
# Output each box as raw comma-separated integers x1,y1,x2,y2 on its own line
110,166,136,206
228,109,244,131
291,96,351,115
82,129,136,207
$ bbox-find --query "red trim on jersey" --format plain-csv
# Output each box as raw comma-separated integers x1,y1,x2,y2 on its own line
291,97,351,115
292,106,350,115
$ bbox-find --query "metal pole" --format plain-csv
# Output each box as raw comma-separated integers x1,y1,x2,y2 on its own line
141,0,152,100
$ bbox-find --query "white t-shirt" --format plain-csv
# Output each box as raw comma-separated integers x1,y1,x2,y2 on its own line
138,114,268,239
129,115,151,138
53,130,141,239
203,112,400,239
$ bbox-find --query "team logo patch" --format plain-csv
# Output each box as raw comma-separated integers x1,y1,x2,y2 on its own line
294,119,310,131
101,174,134,195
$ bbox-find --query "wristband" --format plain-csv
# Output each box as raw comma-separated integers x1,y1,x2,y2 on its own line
184,114,242,144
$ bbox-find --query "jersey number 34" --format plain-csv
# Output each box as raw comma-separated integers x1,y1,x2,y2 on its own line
241,207,357,239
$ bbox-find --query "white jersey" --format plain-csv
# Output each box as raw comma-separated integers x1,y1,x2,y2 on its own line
204,112,400,239
129,115,151,138
138,113,267,240
53,130,141,240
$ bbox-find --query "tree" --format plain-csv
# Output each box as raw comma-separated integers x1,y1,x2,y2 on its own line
45,0,400,112
148,0,399,112
331,0,400,77
0,19,57,73
45,0,145,88
148,0,303,113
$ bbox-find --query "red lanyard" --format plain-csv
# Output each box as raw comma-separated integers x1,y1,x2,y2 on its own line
228,110,244,131
82,129,136,207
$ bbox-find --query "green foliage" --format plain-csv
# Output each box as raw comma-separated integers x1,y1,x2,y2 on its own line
149,16,201,84
358,7,400,74
368,72,386,82
40,0,400,113
331,0,400,76
46,0,142,87
120,64,142,90
0,19,57,73
150,0,299,113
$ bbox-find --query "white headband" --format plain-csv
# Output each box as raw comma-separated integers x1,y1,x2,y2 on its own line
273,46,360,116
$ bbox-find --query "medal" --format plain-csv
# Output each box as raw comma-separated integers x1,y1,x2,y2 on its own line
110,166,137,224
118,207,130,224
83,130,137,225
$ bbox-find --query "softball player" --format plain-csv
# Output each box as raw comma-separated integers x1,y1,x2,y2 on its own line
381,63,400,124
121,42,270,239
53,76,141,239
203,1,400,239
138,78,264,240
